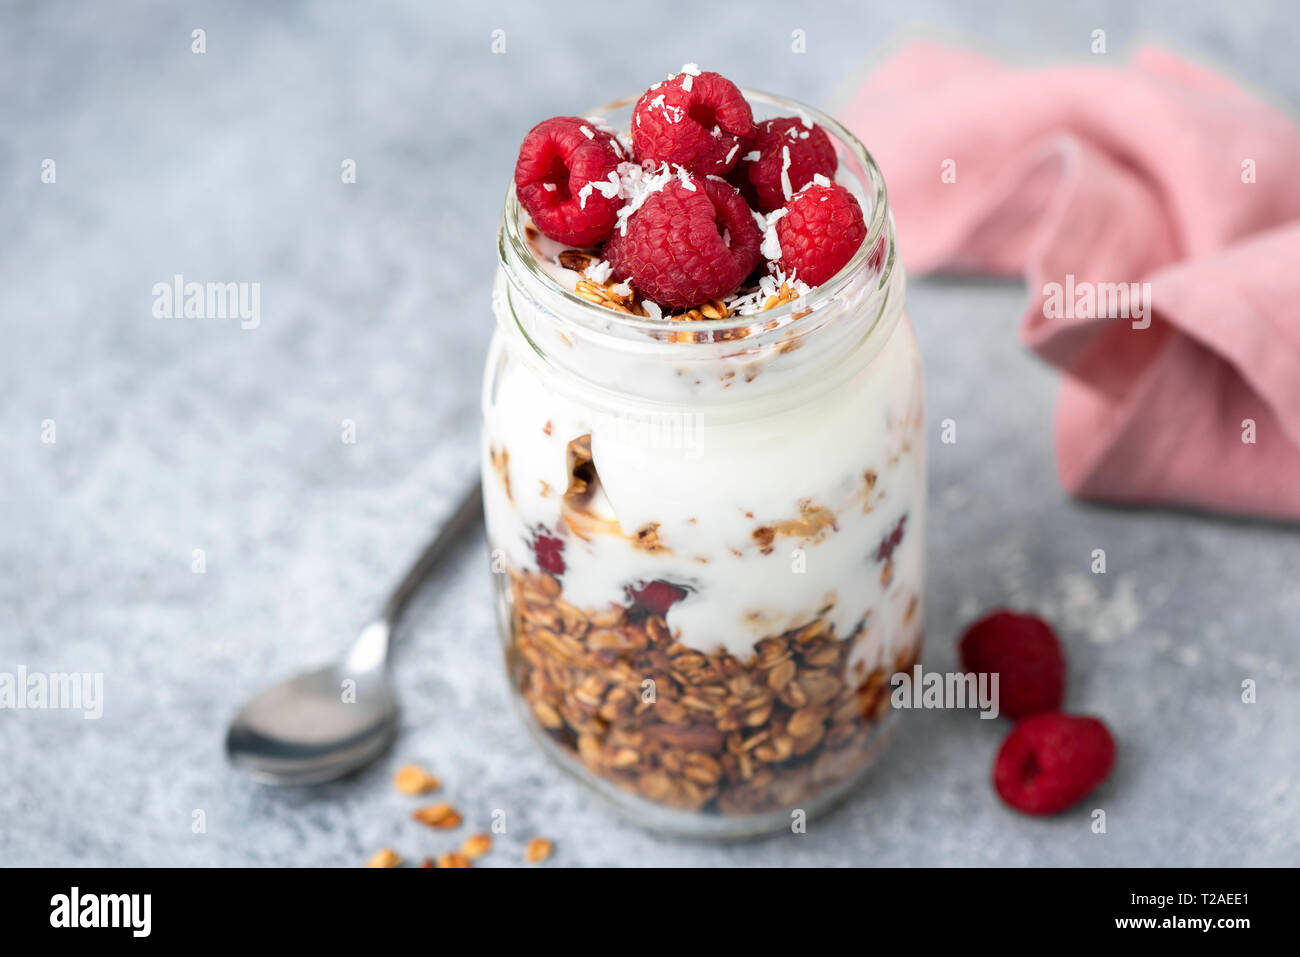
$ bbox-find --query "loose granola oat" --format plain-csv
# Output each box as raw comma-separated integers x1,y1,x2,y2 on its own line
574,277,648,317
762,282,802,312
525,837,554,863
562,257,748,327
557,249,596,273
461,833,493,860
393,764,441,795
366,848,402,868
412,803,462,829
673,297,731,322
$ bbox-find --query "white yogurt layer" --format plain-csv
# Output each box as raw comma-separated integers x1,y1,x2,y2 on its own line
482,265,925,679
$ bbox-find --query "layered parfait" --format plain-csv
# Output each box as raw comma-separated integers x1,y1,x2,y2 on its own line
483,66,924,829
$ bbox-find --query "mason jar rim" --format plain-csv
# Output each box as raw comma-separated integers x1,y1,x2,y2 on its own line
499,87,893,339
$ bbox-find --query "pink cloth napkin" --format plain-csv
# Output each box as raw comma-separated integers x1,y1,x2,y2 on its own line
840,42,1300,519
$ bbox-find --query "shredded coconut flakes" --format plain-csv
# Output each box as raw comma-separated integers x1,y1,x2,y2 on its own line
760,207,787,262
583,259,614,283
612,161,688,235
727,265,812,315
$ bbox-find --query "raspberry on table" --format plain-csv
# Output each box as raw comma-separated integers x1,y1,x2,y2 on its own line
631,68,755,177
514,116,624,246
728,116,837,213
993,713,1116,815
775,181,867,287
603,174,761,310
959,609,1066,719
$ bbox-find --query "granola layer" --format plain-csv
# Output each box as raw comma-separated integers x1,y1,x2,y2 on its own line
506,568,921,816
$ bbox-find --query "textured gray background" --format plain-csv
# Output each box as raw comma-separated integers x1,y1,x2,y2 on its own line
2,0,1297,867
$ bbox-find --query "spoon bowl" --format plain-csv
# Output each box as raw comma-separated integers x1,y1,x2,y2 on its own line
225,662,398,786
225,486,482,786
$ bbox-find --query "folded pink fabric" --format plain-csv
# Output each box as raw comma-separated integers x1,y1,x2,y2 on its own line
840,42,1300,518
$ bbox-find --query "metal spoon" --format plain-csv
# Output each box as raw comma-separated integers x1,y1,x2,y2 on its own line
225,484,483,785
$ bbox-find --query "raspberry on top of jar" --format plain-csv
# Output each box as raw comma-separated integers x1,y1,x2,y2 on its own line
511,64,869,322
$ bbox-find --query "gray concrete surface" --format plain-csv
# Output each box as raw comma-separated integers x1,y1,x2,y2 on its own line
1,0,1297,866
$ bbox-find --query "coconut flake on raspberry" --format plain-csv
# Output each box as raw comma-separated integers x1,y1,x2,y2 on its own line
631,68,755,177
645,92,685,125
576,170,621,210
514,116,623,246
677,62,702,91
602,173,762,310
728,116,838,213
610,161,684,236
759,206,788,262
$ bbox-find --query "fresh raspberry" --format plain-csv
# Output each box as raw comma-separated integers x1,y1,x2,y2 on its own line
775,182,867,286
875,514,907,563
603,175,761,309
993,713,1116,815
728,117,838,213
626,580,688,616
631,69,755,177
530,526,565,576
514,116,624,246
959,610,1066,719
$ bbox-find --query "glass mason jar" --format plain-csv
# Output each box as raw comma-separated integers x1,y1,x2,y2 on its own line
482,91,924,838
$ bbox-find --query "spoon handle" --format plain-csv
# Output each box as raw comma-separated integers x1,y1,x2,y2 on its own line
381,481,484,626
